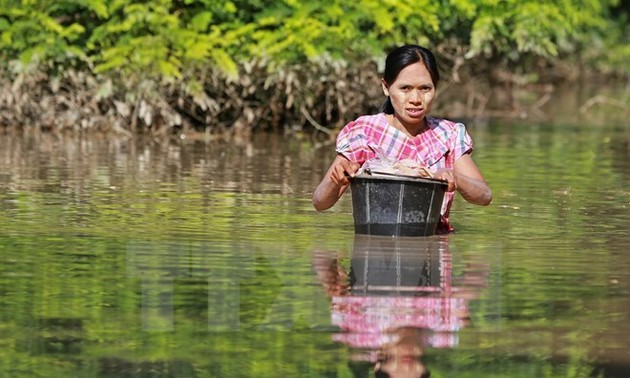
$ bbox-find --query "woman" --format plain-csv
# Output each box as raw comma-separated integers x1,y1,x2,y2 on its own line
312,44,492,233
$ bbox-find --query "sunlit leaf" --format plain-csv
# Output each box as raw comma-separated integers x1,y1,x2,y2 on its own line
190,11,212,31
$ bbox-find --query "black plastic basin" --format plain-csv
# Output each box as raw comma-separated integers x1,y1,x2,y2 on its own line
349,173,447,237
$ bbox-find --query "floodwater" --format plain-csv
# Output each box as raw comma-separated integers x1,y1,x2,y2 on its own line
1,115,630,377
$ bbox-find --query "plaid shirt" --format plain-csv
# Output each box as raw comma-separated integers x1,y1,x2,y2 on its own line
329,242,467,353
336,113,474,232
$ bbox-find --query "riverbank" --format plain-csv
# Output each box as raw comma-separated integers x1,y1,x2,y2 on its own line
1,59,628,140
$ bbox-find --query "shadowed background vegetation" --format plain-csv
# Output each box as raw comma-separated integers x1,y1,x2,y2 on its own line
0,0,628,136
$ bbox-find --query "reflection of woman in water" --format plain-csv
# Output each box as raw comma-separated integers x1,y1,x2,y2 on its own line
314,235,488,377
373,327,431,378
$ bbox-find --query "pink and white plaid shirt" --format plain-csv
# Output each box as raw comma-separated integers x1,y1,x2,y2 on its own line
336,113,474,232
329,242,469,353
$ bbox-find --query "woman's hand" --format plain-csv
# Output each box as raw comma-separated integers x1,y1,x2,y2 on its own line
313,155,360,211
438,154,492,206
434,168,457,192
330,158,361,186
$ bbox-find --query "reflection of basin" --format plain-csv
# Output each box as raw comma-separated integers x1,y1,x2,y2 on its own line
349,234,442,295
331,234,467,350
350,174,447,237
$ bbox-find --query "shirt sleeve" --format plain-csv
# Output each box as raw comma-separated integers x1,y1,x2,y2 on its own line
335,120,369,164
452,122,474,160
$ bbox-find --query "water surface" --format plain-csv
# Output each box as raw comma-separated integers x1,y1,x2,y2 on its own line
1,121,630,377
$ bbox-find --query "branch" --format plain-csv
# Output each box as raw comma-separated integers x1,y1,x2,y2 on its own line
300,105,332,135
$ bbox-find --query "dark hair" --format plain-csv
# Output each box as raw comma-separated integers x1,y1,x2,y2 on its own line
379,45,440,114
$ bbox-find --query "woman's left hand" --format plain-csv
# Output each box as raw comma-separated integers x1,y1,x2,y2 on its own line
434,168,457,192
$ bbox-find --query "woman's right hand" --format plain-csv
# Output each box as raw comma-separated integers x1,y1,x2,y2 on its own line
330,157,360,187
313,155,360,211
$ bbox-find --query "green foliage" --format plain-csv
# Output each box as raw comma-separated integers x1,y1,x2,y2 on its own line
463,0,616,59
0,0,627,133
0,0,627,78
0,1,90,69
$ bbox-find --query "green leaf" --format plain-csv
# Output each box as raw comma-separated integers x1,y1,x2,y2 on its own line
211,48,238,79
158,59,181,78
94,54,127,73
190,11,212,31
0,18,10,30
184,41,211,60
1,31,12,46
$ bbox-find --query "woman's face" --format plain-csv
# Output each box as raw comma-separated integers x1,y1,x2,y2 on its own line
377,347,428,378
375,328,429,378
382,61,436,131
